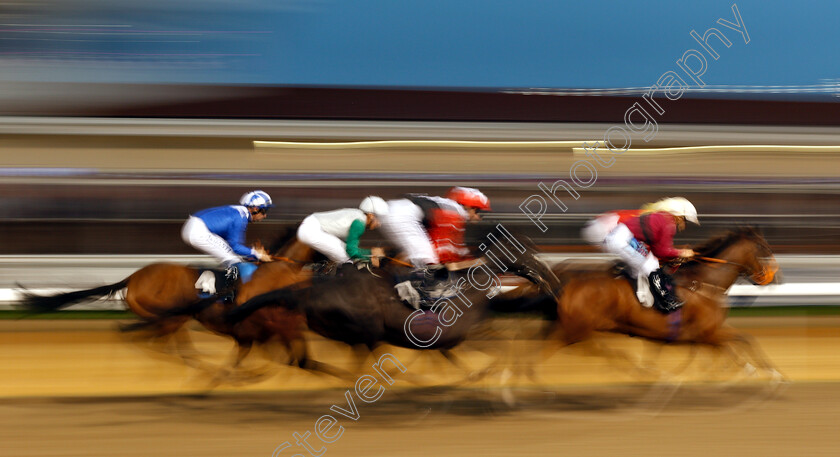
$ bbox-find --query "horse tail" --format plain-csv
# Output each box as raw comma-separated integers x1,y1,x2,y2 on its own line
118,295,219,333
18,278,130,313
225,288,298,325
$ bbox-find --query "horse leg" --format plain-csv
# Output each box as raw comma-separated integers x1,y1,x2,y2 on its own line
350,344,373,375
291,339,356,383
637,338,702,380
121,316,216,370
203,341,256,388
716,328,786,383
169,325,216,372
696,324,787,388
538,322,571,360
300,359,356,383
734,333,785,382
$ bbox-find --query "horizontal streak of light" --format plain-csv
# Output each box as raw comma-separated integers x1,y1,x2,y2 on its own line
0,29,271,33
0,38,200,42
572,144,840,155
0,24,133,27
255,140,595,150
0,51,259,56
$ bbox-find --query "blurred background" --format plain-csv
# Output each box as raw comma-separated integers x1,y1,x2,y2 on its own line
1,0,839,255
2,1,840,456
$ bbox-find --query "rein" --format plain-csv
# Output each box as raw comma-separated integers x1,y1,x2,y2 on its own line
269,255,306,265
383,256,414,268
694,255,777,286
697,256,743,267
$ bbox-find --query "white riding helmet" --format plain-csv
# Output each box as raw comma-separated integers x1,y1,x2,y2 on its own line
649,197,699,225
359,196,389,217
239,190,273,209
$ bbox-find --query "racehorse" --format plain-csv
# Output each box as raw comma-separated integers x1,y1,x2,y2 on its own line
19,229,327,378
224,226,562,377
544,227,781,378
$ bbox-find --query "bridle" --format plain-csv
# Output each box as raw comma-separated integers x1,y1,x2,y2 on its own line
696,255,778,286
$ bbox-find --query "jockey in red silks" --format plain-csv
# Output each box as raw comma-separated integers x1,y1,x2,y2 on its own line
582,197,699,310
378,187,490,302
428,186,490,263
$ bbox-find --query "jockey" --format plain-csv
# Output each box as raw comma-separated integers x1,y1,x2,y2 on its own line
296,196,389,267
582,197,698,310
432,186,490,262
182,190,274,289
379,187,490,298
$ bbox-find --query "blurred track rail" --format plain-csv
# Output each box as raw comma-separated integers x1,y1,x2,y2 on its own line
5,116,840,144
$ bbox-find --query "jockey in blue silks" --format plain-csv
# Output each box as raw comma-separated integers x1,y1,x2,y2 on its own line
181,190,273,290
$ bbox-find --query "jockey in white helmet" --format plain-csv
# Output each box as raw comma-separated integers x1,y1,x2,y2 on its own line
582,196,698,311
182,190,274,289
297,196,388,266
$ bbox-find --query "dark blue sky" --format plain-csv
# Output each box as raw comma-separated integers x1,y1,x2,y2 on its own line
2,0,838,91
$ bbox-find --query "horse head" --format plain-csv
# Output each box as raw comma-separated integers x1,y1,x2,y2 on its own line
692,226,779,287
469,223,562,299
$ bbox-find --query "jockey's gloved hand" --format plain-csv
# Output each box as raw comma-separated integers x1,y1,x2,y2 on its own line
253,246,272,263
679,249,695,259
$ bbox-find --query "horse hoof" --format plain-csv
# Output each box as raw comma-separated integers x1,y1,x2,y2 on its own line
501,387,516,408
500,368,513,385
769,369,788,385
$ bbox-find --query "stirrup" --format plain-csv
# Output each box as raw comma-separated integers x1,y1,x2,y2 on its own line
224,266,239,284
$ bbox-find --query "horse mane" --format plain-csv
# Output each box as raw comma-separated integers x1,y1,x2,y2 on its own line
693,226,763,257
267,224,300,254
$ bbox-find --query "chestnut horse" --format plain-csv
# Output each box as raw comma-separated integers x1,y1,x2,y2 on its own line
545,227,781,377
19,232,324,377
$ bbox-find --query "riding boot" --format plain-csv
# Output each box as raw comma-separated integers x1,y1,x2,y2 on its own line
219,266,239,303
648,268,684,312
422,264,450,297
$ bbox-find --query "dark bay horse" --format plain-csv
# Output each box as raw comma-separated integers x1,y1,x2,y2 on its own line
224,226,561,376
545,227,781,378
19,231,322,376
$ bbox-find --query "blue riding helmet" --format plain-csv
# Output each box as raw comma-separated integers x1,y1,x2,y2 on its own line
239,190,273,209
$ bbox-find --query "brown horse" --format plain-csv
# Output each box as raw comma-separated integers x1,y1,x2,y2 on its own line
19,233,323,378
544,227,781,378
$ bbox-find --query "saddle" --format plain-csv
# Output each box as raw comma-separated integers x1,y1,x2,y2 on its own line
611,262,683,314
304,260,340,276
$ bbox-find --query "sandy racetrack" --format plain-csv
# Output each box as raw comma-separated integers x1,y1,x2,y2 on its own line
1,317,839,457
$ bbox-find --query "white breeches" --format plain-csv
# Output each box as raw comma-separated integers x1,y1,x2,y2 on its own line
181,216,243,267
379,199,438,268
583,215,658,307
297,215,350,263
583,215,659,277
